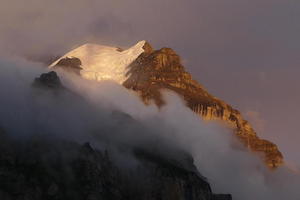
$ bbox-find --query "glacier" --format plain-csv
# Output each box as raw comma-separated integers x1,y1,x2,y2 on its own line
50,41,146,84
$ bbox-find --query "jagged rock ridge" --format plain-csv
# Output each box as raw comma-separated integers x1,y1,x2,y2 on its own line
123,42,283,168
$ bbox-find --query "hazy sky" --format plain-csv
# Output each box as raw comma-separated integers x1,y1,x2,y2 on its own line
0,0,299,165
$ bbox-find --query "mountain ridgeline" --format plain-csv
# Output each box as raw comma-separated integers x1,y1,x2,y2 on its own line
0,126,231,200
123,42,283,168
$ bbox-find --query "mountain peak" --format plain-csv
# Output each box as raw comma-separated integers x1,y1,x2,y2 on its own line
50,41,284,168
142,41,154,54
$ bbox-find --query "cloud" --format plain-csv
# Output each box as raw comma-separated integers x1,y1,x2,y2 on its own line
0,57,299,199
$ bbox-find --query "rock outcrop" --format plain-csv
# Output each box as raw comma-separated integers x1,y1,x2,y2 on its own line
53,57,83,75
123,42,283,168
33,71,63,89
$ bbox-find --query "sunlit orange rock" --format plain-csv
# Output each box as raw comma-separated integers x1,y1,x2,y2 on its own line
124,42,284,168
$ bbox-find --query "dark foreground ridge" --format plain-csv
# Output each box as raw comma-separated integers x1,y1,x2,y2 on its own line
0,126,232,200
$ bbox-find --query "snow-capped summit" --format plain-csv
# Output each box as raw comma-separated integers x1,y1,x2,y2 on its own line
50,41,146,84
49,39,283,168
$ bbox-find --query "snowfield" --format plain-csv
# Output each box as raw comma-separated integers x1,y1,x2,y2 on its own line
50,41,146,84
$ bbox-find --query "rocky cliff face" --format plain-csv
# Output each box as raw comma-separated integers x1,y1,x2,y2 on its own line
123,42,283,168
